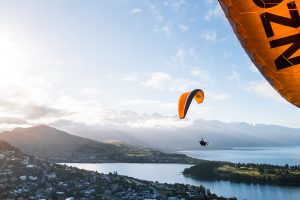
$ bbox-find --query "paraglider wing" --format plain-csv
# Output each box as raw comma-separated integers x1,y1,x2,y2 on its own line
218,0,300,108
178,89,204,119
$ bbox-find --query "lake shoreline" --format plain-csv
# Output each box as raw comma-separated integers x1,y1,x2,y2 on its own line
63,162,300,200
61,160,300,187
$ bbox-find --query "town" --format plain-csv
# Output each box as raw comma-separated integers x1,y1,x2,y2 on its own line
0,140,234,200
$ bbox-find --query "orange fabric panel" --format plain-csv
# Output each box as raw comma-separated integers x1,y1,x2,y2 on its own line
194,91,204,104
178,92,190,119
219,0,300,108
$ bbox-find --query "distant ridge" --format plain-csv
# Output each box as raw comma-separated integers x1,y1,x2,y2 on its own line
68,119,300,152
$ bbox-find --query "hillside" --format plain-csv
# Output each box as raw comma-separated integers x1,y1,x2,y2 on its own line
0,139,20,152
0,125,199,164
0,125,120,162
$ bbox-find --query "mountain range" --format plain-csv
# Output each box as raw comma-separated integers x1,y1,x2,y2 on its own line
65,119,300,152
0,119,299,162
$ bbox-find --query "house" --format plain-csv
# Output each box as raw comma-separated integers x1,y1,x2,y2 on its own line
19,175,27,181
29,176,38,181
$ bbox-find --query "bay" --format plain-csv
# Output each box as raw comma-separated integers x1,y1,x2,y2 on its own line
63,146,300,200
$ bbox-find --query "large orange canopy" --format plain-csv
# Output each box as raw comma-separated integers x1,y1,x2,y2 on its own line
219,0,300,108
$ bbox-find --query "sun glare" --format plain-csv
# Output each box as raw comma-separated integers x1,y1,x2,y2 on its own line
0,35,31,85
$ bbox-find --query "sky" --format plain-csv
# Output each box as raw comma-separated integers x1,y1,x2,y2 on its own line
0,0,299,133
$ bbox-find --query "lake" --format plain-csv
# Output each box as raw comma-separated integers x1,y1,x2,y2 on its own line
63,146,300,200
179,146,300,166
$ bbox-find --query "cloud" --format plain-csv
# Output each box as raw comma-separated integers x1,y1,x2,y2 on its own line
200,30,217,41
51,109,192,130
187,104,213,117
168,48,187,66
223,51,232,58
126,116,191,129
190,68,212,85
24,104,68,120
142,72,171,90
0,89,69,122
142,72,198,91
0,99,18,111
0,80,56,117
123,73,138,81
148,3,164,22
80,88,100,96
177,49,184,64
205,0,214,4
0,123,31,132
0,117,28,125
153,26,171,35
244,81,285,102
179,24,189,32
208,92,229,101
141,69,214,92
204,4,223,20
168,79,198,92
0,67,192,128
43,60,64,65
164,0,188,12
121,99,176,110
131,8,143,14
53,96,105,125
104,112,192,129
0,80,87,124
227,70,240,81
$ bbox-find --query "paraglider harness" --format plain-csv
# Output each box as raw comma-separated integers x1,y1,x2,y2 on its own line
199,138,208,146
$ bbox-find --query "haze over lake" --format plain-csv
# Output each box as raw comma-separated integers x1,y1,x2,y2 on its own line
64,146,300,200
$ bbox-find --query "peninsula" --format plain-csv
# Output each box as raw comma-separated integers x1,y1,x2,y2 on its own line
183,160,300,186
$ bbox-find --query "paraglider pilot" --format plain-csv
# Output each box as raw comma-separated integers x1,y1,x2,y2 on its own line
199,137,208,146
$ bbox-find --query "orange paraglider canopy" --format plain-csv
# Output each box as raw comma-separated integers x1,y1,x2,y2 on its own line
218,0,300,108
178,89,204,119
